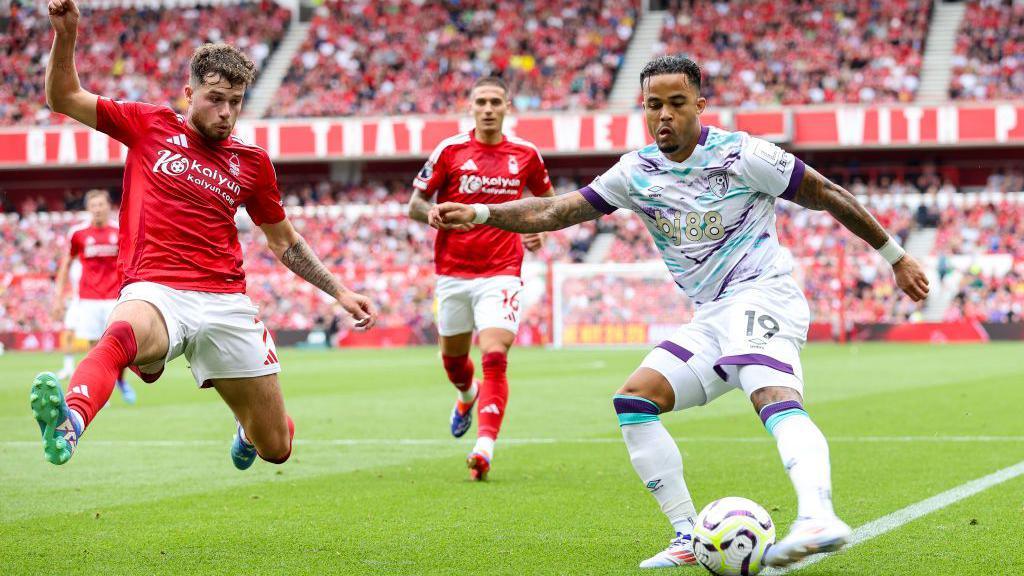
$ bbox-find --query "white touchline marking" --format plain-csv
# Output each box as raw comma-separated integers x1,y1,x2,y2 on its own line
2,436,1023,448
766,458,1024,575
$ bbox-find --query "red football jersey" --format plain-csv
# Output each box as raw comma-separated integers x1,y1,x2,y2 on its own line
95,98,285,293
414,130,551,278
68,222,120,300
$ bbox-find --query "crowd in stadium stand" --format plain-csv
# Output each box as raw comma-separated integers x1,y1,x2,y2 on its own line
3,183,1024,336
0,0,290,126
655,0,930,106
944,265,1024,323
950,0,1024,101
269,0,638,118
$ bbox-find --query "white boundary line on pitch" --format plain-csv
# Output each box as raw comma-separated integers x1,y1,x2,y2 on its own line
2,435,1023,448
765,458,1024,575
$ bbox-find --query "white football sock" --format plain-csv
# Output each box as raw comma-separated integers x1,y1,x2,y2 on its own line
63,355,75,372
473,435,494,459
770,412,835,519
622,420,697,536
458,381,478,404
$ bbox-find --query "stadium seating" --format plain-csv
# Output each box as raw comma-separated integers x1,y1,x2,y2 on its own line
949,0,1024,101
268,0,639,118
4,185,1023,335
655,0,930,106
0,0,290,126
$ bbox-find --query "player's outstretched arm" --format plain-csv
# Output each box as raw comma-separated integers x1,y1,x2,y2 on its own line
261,219,378,329
792,165,930,302
429,190,604,233
45,0,99,128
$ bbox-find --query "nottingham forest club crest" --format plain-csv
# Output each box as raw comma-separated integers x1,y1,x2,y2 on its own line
228,153,241,177
706,170,730,198
508,155,519,175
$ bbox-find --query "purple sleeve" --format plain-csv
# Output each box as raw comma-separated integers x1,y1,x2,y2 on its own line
579,185,617,215
780,158,806,201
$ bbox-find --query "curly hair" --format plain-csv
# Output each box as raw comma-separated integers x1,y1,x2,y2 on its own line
189,43,256,88
640,55,702,94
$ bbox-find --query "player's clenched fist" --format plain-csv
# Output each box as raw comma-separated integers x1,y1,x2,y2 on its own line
892,254,930,302
428,203,477,231
48,0,80,34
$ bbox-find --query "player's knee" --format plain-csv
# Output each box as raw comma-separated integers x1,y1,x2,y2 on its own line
615,369,674,413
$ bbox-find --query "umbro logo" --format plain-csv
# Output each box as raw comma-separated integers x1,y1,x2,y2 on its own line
646,479,663,492
166,134,188,148
459,158,478,171
480,403,501,415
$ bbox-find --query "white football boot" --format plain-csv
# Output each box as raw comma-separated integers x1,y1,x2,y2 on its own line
639,533,698,568
764,516,851,568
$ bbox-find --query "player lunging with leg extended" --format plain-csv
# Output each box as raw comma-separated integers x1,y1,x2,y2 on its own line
33,0,376,469
430,56,929,566
52,189,136,404
408,77,554,480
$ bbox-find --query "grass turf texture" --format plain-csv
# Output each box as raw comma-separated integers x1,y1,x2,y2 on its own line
1,344,1022,575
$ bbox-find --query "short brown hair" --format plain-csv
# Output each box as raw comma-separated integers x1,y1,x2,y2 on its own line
189,43,256,88
471,76,509,97
84,189,110,203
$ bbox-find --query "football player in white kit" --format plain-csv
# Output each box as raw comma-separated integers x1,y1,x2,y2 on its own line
430,56,930,569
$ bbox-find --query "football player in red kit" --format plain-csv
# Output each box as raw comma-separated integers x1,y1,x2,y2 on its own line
407,77,554,480
52,189,136,404
32,0,376,469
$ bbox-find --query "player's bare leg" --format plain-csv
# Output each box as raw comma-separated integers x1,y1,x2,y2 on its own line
466,328,514,480
212,374,293,470
615,368,700,568
440,332,478,438
750,383,850,567
31,300,167,464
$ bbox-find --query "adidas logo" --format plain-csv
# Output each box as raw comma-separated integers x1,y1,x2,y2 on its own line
263,349,279,366
480,403,501,415
459,158,478,171
70,385,89,397
166,134,188,148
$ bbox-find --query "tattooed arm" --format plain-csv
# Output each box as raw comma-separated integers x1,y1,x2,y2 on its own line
791,165,930,301
406,189,433,224
261,219,377,328
430,190,604,233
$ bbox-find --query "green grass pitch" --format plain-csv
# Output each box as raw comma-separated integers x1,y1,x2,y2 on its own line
1,343,1022,575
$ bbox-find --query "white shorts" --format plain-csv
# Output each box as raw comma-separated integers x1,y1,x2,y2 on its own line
435,275,523,337
640,275,809,411
72,299,118,341
63,299,79,331
117,282,280,388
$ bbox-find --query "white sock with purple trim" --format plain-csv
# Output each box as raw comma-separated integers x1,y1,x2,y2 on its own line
760,400,835,520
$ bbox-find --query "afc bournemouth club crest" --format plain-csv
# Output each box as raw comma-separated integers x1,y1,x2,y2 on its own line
706,169,729,198
228,153,241,177
508,155,519,174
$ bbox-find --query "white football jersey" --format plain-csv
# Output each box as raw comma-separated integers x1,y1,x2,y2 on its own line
582,125,805,306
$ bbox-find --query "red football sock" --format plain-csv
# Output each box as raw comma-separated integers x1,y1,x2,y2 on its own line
66,321,137,430
442,354,475,392
477,351,509,440
259,415,295,464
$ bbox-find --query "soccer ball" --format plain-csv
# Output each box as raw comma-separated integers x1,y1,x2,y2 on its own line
691,497,776,576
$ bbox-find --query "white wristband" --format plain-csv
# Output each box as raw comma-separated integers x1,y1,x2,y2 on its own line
471,203,490,224
878,236,906,265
